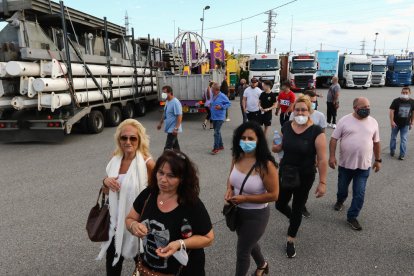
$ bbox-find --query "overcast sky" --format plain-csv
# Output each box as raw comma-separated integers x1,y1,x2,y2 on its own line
2,0,414,55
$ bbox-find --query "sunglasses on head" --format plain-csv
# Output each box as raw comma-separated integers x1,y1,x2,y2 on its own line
120,135,138,142
295,108,309,112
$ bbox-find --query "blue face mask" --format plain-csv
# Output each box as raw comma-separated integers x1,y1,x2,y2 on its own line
239,140,257,153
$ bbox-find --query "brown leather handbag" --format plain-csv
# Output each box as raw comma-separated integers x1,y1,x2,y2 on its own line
86,188,110,242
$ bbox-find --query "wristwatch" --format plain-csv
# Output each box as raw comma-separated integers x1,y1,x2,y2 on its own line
174,127,179,131
375,159,382,163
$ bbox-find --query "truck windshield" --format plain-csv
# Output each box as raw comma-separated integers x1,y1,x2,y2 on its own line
372,65,387,72
350,63,371,72
249,59,279,71
291,60,316,71
394,64,412,71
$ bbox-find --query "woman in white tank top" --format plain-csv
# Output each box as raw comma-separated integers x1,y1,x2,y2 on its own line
225,121,279,276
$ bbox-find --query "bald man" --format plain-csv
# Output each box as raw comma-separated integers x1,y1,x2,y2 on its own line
329,97,381,231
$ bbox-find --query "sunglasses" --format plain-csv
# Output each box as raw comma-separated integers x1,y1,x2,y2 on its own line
294,108,309,112
120,136,138,142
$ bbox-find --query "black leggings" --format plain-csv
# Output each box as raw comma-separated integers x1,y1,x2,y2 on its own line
106,238,138,276
276,171,315,238
205,106,211,121
235,206,270,276
326,102,337,124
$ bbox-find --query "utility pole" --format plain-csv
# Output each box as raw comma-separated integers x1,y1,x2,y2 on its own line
373,32,379,55
254,35,258,54
320,43,322,50
360,38,366,54
289,15,293,53
264,10,277,53
239,18,243,55
124,11,130,36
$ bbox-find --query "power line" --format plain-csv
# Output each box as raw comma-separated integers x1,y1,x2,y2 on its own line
185,0,297,32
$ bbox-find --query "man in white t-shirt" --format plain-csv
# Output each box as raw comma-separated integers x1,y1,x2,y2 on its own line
242,77,262,124
329,97,381,231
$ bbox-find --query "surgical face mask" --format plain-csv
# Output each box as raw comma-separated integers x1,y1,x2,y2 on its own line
294,115,308,125
311,102,317,110
161,92,168,100
173,240,189,266
356,108,370,118
239,140,257,153
401,94,409,99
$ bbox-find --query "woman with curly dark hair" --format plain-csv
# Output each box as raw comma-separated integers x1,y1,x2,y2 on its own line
126,150,214,276
224,121,279,276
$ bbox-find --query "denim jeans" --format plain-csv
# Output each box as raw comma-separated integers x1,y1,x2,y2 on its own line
213,120,224,149
390,125,410,157
164,133,180,151
337,166,370,219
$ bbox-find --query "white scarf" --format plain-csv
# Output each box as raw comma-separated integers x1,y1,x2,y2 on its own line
96,152,148,266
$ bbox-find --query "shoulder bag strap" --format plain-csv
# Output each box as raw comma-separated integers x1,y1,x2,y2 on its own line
239,163,257,195
139,193,151,222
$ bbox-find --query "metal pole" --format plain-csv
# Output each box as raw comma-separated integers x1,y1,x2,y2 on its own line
104,17,113,102
131,28,139,100
201,9,205,54
240,18,243,55
373,32,378,55
289,15,293,53
406,29,411,55
59,1,76,111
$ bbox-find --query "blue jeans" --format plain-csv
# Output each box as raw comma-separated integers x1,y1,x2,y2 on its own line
390,125,410,157
337,166,371,219
213,120,224,149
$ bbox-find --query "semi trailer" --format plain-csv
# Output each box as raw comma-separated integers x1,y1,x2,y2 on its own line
315,50,339,87
280,53,316,92
0,0,168,142
338,54,372,89
248,54,280,93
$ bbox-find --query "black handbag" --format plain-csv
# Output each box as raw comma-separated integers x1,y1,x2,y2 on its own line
86,188,110,242
222,163,256,231
280,165,301,190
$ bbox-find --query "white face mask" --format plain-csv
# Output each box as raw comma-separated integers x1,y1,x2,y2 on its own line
173,241,189,265
161,92,168,100
401,94,409,99
294,115,308,125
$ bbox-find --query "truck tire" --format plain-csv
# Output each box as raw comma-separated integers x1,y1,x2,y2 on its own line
106,106,122,127
136,101,146,117
122,103,135,119
87,110,104,134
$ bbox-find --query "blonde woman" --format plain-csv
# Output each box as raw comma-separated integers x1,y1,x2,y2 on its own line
272,95,327,258
97,119,155,276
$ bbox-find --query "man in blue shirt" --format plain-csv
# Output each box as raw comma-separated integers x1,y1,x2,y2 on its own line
210,82,231,155
157,85,183,151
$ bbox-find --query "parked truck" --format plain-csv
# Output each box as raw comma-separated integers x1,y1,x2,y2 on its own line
280,53,317,92
0,0,169,142
386,55,412,86
315,50,339,87
248,54,280,93
338,54,372,89
371,56,387,86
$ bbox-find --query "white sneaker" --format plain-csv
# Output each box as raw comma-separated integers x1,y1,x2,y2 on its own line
225,118,231,122
327,123,332,128
332,124,336,129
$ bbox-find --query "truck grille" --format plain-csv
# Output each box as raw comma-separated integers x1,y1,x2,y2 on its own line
352,77,368,85
294,75,313,89
371,75,382,85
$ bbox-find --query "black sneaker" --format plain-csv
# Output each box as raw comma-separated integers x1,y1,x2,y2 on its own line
334,201,343,211
347,218,362,231
286,241,296,258
398,155,405,160
390,151,395,157
302,207,311,218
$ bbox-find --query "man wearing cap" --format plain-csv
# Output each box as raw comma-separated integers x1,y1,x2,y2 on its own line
242,78,263,124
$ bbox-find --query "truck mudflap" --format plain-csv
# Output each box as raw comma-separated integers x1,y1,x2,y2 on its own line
0,119,65,142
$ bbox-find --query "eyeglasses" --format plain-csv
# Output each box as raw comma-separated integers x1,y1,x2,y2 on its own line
120,136,138,142
294,108,309,112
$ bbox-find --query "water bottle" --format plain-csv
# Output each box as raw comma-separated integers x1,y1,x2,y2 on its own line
181,219,193,239
273,130,282,145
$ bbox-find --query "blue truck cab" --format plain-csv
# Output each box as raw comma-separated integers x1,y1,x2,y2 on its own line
386,56,412,86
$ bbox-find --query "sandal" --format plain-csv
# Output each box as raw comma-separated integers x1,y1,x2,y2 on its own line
202,122,207,129
253,262,269,276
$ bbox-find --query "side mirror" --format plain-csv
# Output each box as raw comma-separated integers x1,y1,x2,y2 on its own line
345,64,350,71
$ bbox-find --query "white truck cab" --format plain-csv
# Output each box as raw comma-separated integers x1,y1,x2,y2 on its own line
248,54,280,93
371,56,386,86
338,54,372,89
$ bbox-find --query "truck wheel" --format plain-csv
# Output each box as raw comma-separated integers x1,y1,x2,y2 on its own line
122,103,135,119
136,101,146,117
106,106,122,127
87,110,104,134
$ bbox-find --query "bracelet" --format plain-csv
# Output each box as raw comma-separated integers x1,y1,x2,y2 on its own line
129,221,138,231
102,178,108,188
319,181,326,185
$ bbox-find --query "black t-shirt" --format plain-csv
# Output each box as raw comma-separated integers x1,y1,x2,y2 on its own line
390,98,414,126
259,91,277,110
280,122,323,169
133,187,212,276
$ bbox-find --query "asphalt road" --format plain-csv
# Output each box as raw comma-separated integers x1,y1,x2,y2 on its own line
1,86,413,276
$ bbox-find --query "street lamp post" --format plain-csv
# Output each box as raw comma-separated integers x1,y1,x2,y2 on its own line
200,5,210,54
373,32,379,55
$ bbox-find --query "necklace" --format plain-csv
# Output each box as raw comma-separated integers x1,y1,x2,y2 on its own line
158,194,176,206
